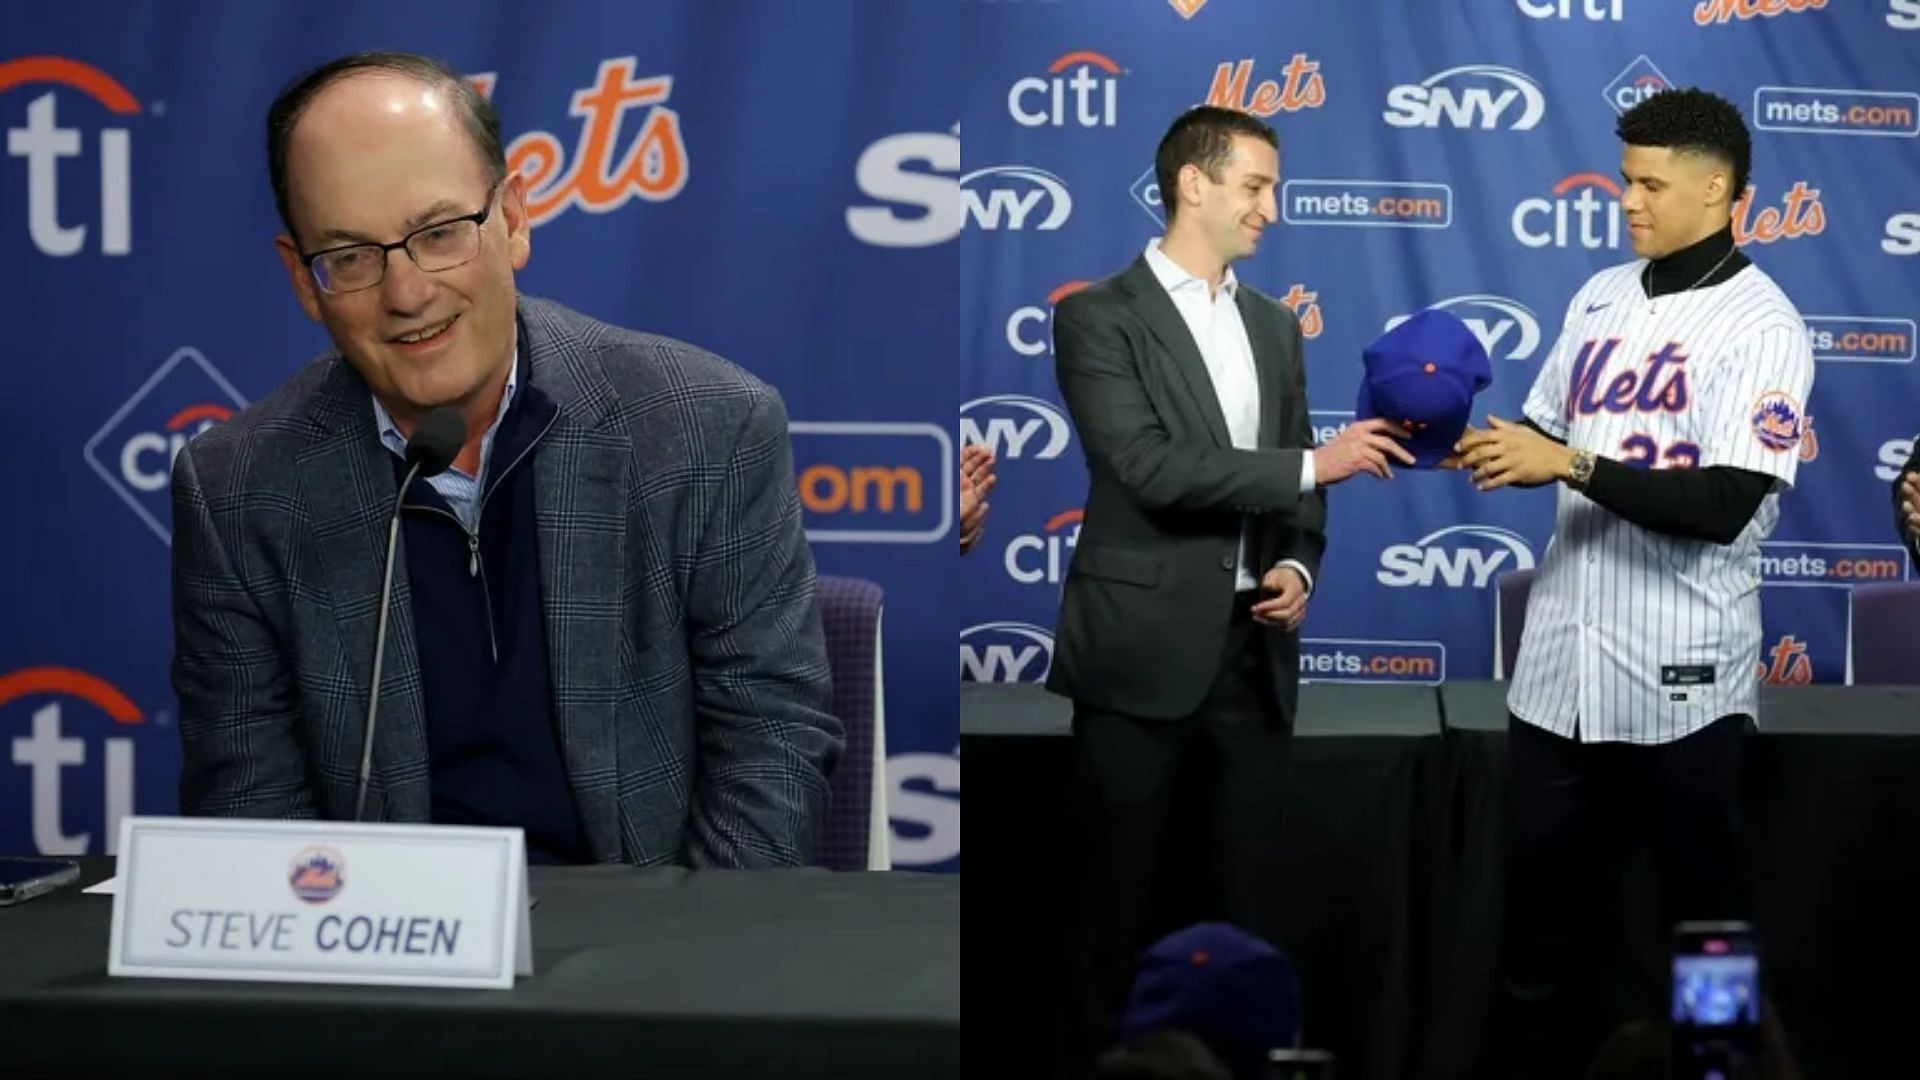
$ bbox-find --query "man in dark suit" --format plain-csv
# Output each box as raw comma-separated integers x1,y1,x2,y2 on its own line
1048,105,1412,1063
1894,439,1920,564
170,51,841,868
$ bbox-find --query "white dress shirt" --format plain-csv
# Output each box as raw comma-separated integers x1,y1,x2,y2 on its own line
1143,239,1315,594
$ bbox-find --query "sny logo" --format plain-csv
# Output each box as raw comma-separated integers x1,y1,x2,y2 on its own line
1386,295,1541,362
1894,0,1920,28
1008,51,1121,128
2,56,138,256
1693,0,1826,26
1603,56,1671,116
960,622,1056,683
1006,508,1081,585
1204,56,1325,117
1518,0,1624,18
960,395,1072,461
1377,525,1537,589
846,124,960,248
1884,212,1920,255
1385,65,1545,130
963,163,1072,231
4,667,143,855
468,58,686,227
84,347,248,546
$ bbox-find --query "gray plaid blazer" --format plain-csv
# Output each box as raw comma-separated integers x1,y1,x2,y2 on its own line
170,296,842,868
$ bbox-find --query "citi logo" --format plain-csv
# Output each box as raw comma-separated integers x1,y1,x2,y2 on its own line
84,347,249,546
1376,524,1538,589
1005,280,1092,356
1008,51,1121,128
4,666,143,855
1005,508,1082,585
1513,172,1623,249
2,56,139,256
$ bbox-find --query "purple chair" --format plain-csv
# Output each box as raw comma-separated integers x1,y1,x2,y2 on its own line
1493,568,1536,681
1847,581,1920,685
813,575,891,870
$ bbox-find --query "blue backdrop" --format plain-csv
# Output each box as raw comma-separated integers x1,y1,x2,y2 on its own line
0,2,960,870
962,0,1920,700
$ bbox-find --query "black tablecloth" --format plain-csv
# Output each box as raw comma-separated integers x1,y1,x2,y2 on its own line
0,858,959,1079
965,680,1920,1080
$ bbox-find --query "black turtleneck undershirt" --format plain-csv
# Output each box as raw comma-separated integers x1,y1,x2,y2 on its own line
1519,224,1779,545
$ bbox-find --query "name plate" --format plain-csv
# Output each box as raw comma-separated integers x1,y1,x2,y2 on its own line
108,816,532,989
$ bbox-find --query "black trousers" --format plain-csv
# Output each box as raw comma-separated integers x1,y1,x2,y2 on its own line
1063,595,1291,1073
1504,712,1749,1080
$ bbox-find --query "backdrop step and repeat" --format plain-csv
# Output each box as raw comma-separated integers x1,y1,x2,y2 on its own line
0,2,961,870
962,0,1920,696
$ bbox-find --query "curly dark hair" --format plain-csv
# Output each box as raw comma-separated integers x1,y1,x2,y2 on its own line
1615,87,1751,199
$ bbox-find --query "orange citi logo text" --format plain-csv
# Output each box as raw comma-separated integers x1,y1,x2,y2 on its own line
469,57,687,227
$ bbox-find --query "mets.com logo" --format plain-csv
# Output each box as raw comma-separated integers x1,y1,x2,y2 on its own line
1282,180,1452,229
289,846,346,904
1805,316,1915,363
2,666,145,856
84,347,249,546
1759,542,1909,587
1300,640,1447,685
788,421,951,544
467,56,687,227
2,56,140,256
1754,87,1920,138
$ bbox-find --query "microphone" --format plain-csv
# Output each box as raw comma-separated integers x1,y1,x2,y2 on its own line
354,406,467,822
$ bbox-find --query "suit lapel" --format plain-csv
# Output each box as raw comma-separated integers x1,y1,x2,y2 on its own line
520,303,630,864
1236,287,1288,450
295,361,430,822
1118,259,1232,449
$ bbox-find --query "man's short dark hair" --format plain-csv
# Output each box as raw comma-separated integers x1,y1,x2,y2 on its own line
266,51,507,240
1094,1029,1234,1080
1615,87,1751,200
1154,106,1278,225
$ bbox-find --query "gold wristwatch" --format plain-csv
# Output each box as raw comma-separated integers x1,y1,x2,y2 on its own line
1566,448,1596,491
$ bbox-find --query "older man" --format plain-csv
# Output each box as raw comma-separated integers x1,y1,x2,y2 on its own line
171,51,841,868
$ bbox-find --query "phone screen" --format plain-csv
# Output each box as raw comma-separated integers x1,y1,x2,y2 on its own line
1671,925,1759,1078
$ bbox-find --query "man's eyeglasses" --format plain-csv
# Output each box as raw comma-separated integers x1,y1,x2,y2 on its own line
300,179,502,294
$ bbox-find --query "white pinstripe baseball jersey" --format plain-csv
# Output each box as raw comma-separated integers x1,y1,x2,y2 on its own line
1508,260,1815,744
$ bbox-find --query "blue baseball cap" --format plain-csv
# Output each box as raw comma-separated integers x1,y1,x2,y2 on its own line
1355,308,1493,467
1116,922,1301,1080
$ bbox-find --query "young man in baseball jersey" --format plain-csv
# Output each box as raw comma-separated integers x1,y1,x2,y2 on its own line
1452,89,1814,1076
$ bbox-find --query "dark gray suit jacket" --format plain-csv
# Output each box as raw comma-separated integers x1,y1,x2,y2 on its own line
1046,257,1328,721
170,296,842,868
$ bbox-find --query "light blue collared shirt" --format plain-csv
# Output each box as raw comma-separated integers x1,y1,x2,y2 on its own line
372,331,519,533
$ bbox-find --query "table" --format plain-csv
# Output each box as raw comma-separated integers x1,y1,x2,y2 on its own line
0,858,959,1079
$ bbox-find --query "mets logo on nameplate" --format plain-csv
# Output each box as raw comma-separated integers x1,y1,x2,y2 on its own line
289,846,345,904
